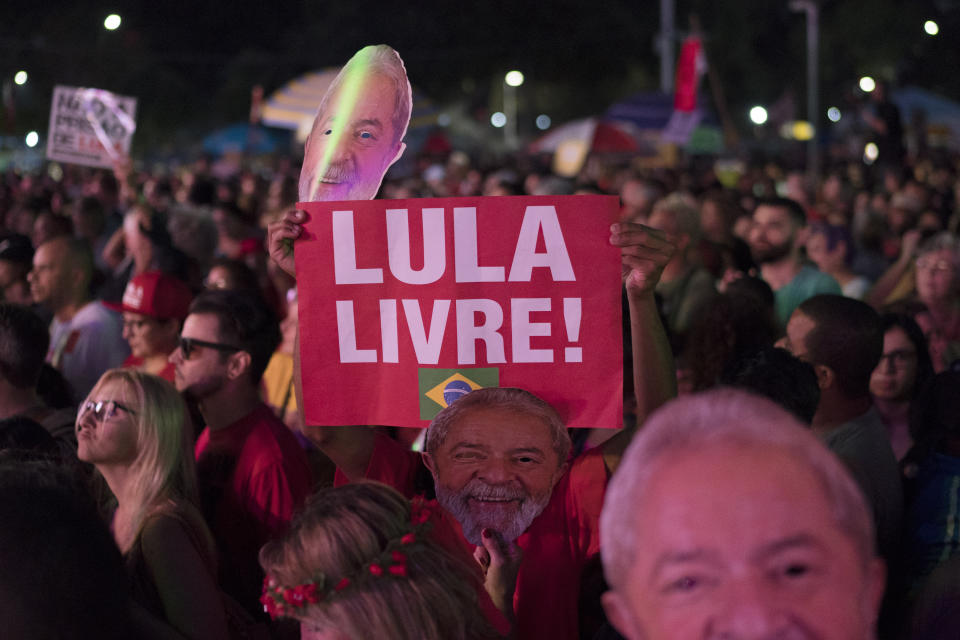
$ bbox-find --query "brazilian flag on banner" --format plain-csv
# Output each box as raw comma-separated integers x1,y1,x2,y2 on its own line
418,368,499,420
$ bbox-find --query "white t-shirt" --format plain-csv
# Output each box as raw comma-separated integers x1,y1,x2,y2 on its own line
48,301,130,402
842,275,872,300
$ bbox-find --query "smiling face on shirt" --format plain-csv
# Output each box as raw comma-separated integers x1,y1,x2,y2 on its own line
424,406,566,545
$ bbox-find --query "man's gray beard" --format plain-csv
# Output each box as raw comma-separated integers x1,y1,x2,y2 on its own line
299,162,357,200
434,478,553,546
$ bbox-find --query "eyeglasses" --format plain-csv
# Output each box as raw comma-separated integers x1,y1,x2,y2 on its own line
204,278,228,290
178,336,242,360
80,400,136,422
916,258,954,273
878,349,916,368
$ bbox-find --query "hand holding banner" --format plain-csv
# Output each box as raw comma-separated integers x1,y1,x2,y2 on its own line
295,195,623,429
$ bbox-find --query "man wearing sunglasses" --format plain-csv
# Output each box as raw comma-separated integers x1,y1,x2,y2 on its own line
170,288,312,616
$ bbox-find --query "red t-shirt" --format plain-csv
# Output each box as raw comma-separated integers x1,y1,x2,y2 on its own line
121,355,177,383
335,432,608,640
195,403,313,614
417,498,512,637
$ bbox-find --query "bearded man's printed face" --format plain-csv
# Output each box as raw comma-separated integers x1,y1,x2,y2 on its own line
426,406,565,545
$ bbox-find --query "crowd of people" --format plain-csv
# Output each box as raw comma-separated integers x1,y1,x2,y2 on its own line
1,45,960,640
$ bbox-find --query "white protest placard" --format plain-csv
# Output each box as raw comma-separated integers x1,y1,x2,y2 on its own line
46,85,137,169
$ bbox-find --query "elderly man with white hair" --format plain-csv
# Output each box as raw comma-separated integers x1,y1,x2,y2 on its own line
600,388,886,640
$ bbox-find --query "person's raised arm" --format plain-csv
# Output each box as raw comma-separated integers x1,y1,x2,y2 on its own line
266,209,305,281
267,209,378,480
112,155,138,209
865,228,920,309
601,222,677,474
101,225,127,271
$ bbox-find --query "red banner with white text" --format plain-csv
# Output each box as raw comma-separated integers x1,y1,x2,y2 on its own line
295,195,623,429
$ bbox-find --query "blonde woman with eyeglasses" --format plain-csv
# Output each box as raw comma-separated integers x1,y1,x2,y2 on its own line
76,368,229,640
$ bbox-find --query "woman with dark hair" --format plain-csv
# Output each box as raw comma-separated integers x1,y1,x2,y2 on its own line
870,313,935,459
805,223,872,300
678,277,778,393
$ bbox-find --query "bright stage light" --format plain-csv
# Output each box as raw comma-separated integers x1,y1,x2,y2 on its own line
504,71,524,87
749,106,768,125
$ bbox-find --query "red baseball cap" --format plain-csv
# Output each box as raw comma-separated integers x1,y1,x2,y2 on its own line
105,271,193,320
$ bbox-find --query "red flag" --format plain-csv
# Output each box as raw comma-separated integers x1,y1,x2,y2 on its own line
674,37,704,112
664,36,707,144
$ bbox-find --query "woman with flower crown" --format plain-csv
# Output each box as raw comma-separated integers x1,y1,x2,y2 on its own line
259,481,506,640
76,368,229,640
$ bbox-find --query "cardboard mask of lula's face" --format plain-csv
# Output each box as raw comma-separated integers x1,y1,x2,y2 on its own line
298,45,411,202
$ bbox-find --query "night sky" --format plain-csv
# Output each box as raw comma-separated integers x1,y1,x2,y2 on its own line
2,0,958,153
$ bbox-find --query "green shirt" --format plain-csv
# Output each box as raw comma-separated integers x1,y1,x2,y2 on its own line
775,265,842,328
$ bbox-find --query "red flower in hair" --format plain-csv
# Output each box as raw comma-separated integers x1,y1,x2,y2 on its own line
302,582,320,604
259,593,274,614
260,575,323,620
261,593,286,619
287,584,318,607
258,500,433,622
